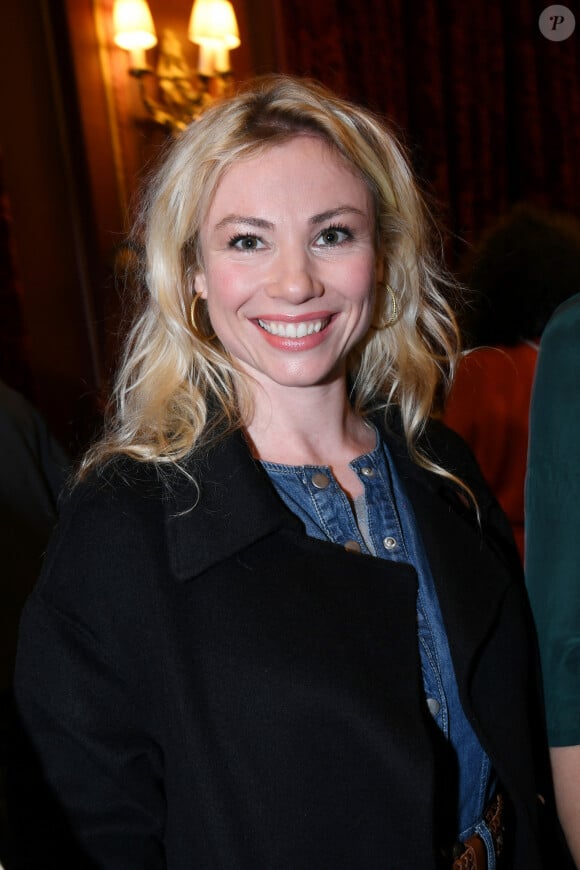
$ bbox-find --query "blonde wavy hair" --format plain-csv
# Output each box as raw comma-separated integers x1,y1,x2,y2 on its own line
81,74,463,484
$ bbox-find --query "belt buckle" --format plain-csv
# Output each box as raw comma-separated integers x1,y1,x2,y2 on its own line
450,792,505,870
451,835,486,870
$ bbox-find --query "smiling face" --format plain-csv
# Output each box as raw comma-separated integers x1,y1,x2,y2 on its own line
194,135,379,404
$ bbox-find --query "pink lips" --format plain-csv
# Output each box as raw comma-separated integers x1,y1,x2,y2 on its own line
254,313,333,349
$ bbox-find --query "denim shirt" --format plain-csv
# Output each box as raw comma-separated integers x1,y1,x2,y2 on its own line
261,430,496,851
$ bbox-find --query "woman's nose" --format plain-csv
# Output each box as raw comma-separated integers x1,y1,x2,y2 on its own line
265,252,324,303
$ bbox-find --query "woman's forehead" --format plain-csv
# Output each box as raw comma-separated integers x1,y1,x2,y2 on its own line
205,136,372,215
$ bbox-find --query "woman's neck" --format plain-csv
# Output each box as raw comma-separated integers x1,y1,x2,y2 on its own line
243,380,375,498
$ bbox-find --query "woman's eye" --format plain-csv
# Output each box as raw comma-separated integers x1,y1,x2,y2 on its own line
229,235,264,251
315,226,352,246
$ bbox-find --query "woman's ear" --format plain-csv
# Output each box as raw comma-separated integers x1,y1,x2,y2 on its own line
193,272,208,300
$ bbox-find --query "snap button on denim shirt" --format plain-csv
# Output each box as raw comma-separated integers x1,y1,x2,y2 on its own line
262,430,495,847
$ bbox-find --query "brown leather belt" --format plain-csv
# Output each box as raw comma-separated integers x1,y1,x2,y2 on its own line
451,792,505,870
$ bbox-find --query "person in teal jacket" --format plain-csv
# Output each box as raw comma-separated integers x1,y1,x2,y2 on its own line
526,292,580,866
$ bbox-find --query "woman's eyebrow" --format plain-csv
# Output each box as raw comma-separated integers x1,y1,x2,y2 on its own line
309,206,366,225
215,215,274,231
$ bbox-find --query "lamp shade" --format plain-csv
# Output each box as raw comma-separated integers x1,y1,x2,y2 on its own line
188,0,241,49
113,0,158,51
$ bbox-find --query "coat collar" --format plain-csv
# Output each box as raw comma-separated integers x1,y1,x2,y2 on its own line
163,429,302,581
163,413,516,598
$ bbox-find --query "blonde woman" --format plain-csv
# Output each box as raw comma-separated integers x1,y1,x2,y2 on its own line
13,76,571,869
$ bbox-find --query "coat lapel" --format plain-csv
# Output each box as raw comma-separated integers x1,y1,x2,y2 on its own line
385,420,516,687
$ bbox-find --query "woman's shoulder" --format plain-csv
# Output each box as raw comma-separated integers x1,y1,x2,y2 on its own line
32,457,181,609
65,454,182,514
419,418,523,570
423,414,483,464
424,416,497,499
381,408,490,493
379,410,522,568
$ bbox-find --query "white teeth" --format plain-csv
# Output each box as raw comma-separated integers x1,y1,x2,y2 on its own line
258,318,328,337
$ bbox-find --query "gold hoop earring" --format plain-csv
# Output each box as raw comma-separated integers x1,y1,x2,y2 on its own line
190,293,216,342
371,284,398,329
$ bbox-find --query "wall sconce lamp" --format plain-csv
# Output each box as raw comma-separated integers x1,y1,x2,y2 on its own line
112,0,241,132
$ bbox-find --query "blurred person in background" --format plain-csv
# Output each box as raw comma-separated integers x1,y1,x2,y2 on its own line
0,377,69,865
443,204,580,561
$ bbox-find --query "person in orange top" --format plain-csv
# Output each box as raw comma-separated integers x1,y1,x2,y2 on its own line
444,341,537,560
444,204,580,562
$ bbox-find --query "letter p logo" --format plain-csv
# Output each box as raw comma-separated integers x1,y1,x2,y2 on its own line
539,5,576,41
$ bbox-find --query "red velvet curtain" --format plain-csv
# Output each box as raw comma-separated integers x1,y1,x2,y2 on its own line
278,0,580,259
2,1,578,401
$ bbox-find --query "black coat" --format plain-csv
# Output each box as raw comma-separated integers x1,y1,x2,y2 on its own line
11,416,571,869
